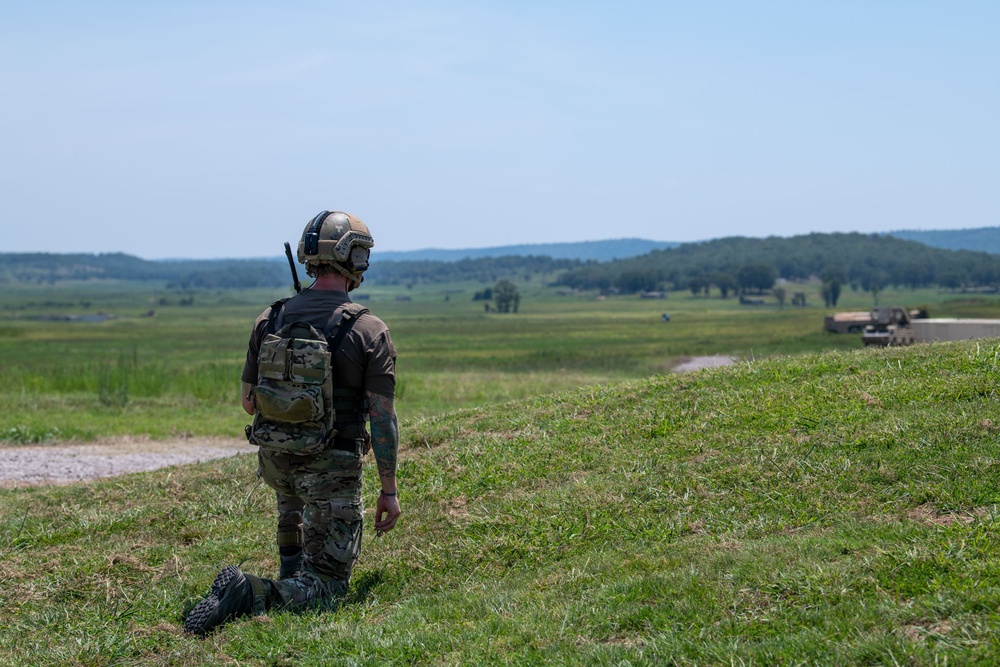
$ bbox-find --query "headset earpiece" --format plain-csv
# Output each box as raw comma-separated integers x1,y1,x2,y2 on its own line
348,245,370,272
303,210,329,256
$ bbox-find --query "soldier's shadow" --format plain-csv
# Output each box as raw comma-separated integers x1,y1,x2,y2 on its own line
305,569,385,615
336,570,384,607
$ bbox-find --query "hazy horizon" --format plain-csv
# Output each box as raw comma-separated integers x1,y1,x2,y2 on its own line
4,226,998,263
3,2,998,259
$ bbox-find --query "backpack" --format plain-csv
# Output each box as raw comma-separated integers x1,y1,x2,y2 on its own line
247,301,369,455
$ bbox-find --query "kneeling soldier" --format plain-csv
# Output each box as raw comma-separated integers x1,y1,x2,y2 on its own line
185,210,401,635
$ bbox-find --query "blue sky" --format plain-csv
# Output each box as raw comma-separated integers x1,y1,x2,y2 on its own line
2,1,998,258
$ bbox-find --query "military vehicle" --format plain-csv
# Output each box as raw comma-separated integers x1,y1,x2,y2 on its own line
861,307,917,347
824,311,876,334
825,308,928,334
859,307,1000,346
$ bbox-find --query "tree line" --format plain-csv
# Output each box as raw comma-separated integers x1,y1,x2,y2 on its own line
555,233,1000,298
364,255,581,286
5,233,1000,297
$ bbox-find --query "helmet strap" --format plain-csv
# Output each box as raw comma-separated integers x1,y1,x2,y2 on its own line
338,263,364,291
310,261,363,290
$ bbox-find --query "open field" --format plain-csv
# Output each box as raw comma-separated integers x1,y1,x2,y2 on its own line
4,280,1000,664
5,278,999,444
3,334,1000,664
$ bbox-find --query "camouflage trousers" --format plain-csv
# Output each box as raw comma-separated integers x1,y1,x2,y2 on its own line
258,443,364,610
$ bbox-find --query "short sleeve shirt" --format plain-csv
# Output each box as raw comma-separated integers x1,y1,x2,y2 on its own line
241,289,396,399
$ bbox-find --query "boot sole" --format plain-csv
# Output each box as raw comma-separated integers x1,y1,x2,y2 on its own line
184,565,241,636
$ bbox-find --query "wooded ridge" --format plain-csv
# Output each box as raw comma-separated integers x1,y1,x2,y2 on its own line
556,232,1000,294
5,230,1000,292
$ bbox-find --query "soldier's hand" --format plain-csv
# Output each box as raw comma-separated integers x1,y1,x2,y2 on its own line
375,491,401,535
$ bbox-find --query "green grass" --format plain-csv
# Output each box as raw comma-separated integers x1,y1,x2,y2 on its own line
4,338,1000,664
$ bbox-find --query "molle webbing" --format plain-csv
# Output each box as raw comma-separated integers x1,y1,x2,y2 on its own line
332,387,365,427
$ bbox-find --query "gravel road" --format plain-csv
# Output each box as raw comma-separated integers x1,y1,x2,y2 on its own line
0,436,255,487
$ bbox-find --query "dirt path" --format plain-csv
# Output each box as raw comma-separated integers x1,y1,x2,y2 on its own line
0,436,255,487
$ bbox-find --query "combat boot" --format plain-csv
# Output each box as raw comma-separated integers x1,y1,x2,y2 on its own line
184,565,270,636
279,546,303,579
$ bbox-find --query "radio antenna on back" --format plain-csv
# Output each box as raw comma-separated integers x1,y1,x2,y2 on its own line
284,242,302,293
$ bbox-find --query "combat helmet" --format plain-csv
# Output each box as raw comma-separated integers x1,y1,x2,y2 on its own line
297,210,374,289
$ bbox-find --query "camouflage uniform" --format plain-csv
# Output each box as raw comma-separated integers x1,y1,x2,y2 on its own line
242,288,396,609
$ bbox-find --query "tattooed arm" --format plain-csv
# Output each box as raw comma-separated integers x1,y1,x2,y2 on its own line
367,390,401,533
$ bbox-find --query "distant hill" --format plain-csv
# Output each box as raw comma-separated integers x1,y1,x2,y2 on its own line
376,227,1000,262
888,227,1000,254
6,230,1000,290
557,232,1000,293
375,229,1000,261
376,238,678,262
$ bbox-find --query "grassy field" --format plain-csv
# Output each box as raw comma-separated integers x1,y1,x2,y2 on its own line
6,278,997,443
3,333,1000,664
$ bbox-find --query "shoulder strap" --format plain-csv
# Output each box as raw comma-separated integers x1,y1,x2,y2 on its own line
323,303,369,351
265,298,292,334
